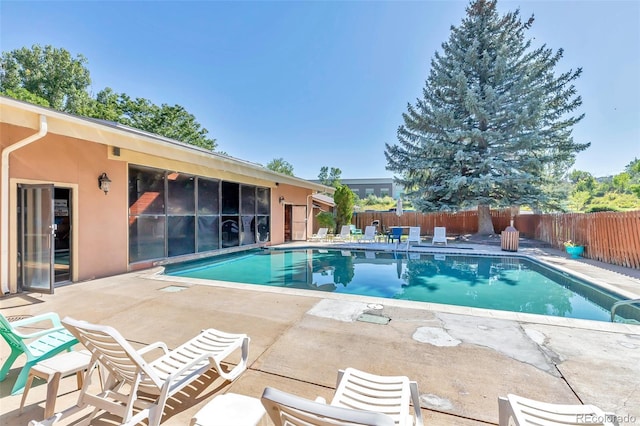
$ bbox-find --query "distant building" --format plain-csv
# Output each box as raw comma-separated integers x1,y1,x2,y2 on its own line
332,178,402,199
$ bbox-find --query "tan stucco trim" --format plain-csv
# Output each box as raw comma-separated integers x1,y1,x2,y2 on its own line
9,178,79,293
115,149,276,188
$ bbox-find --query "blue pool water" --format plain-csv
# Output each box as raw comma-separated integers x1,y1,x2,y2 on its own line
164,249,640,323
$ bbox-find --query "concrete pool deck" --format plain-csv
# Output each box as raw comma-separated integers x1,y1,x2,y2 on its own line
1,239,639,425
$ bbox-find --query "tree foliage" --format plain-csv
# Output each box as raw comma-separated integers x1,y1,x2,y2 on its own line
333,185,355,231
315,211,336,233
1,44,217,151
2,87,50,107
318,166,342,188
266,158,295,176
567,158,640,212
0,45,91,112
85,88,216,150
385,0,589,234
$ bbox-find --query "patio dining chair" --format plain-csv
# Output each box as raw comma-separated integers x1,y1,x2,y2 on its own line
32,317,250,426
388,227,403,246
0,312,78,395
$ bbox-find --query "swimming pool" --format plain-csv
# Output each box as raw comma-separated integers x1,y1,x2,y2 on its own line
164,248,640,323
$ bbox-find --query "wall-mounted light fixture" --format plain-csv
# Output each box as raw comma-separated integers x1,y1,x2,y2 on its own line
279,196,285,204
98,172,112,195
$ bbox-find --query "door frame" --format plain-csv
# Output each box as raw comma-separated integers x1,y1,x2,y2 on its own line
9,178,79,294
53,187,72,284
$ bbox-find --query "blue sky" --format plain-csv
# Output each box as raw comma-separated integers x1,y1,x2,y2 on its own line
1,1,638,180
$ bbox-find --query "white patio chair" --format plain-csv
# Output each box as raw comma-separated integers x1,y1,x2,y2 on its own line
261,386,395,426
432,227,447,245
359,226,377,243
30,317,250,426
310,227,329,242
333,225,352,242
498,394,619,426
405,227,421,250
262,367,422,426
328,368,423,426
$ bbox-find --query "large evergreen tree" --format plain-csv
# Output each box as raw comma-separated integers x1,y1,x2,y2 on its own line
385,0,589,234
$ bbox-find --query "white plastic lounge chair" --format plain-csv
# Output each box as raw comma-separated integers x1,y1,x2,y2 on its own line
432,227,447,245
405,227,421,250
360,226,377,243
498,394,619,426
333,225,352,242
310,227,329,242
0,312,78,395
32,317,250,426
261,386,395,426
328,368,423,426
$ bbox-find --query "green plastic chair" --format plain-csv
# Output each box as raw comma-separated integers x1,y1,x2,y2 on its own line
349,224,362,235
0,312,78,395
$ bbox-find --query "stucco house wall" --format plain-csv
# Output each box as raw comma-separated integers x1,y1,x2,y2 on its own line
2,126,128,283
1,97,332,295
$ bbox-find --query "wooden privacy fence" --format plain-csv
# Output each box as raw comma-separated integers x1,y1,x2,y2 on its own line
353,210,511,236
531,211,640,269
353,210,640,269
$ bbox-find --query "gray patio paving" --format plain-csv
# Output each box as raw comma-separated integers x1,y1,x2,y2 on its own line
1,239,639,425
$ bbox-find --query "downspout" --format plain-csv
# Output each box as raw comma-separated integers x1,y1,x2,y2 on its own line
306,192,315,237
1,114,48,294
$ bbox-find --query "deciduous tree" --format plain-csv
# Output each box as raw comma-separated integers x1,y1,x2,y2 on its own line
87,88,217,151
1,45,217,151
266,158,295,176
0,44,91,112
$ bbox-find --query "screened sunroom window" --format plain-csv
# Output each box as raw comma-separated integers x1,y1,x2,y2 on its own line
128,165,271,263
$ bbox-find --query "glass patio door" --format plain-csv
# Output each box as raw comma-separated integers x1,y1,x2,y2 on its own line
18,184,55,294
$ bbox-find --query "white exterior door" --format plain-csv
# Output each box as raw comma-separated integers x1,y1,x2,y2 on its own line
291,205,307,241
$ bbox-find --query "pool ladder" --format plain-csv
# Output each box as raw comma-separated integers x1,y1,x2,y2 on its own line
610,298,640,322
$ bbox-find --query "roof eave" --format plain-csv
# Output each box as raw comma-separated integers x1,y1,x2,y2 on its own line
0,96,334,193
